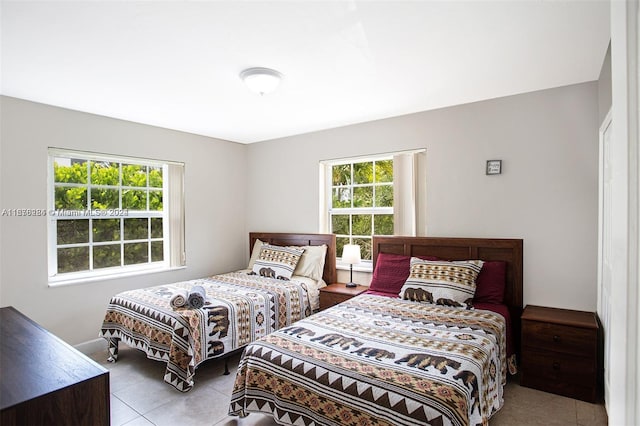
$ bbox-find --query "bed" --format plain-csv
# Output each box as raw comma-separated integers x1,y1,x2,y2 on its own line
229,236,523,425
99,232,336,392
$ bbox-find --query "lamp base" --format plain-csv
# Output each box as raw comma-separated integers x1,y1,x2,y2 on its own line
345,282,357,288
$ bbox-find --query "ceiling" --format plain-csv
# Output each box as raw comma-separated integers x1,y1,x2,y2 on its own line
1,1,610,144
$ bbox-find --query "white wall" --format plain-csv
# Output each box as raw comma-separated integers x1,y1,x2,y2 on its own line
598,42,612,123
0,96,248,345
247,82,600,311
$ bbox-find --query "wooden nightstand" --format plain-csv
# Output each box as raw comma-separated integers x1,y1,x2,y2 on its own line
319,283,368,310
520,305,600,403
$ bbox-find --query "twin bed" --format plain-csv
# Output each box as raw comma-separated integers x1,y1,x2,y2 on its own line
100,233,523,425
99,232,336,391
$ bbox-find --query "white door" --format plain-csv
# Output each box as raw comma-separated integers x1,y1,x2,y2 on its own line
597,110,612,409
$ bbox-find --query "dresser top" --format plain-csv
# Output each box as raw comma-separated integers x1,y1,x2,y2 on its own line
522,305,598,329
0,306,109,410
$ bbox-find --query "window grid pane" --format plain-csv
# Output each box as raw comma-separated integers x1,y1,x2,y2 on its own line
374,159,393,183
93,244,121,269
57,247,89,273
54,157,88,184
122,164,147,187
57,219,89,245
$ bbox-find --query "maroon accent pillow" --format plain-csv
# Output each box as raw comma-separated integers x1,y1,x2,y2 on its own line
369,253,439,297
473,261,507,304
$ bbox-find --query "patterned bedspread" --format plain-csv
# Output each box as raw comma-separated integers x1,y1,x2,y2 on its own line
99,272,311,392
229,294,506,426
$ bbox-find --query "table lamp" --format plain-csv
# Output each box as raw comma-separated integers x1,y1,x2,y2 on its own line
342,244,361,288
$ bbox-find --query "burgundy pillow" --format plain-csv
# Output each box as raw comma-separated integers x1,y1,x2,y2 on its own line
473,261,507,304
369,253,438,296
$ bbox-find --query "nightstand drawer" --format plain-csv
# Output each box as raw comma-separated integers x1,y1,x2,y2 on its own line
320,293,349,310
520,369,596,403
520,347,597,403
319,283,368,311
522,321,596,356
521,349,596,386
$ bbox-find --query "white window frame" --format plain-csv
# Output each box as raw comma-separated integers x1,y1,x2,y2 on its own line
324,155,393,269
47,148,185,286
320,149,426,271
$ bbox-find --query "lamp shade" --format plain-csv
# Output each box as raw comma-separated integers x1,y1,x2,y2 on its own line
342,244,361,265
240,67,282,95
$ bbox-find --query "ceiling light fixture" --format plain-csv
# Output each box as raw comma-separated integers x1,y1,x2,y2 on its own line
240,67,282,95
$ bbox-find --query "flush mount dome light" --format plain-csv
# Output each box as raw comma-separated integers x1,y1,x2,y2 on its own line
240,67,282,95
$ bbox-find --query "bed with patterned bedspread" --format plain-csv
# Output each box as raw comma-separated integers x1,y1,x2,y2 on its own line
229,293,506,426
100,271,312,392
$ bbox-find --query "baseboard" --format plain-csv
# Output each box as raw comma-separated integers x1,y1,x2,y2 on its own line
74,338,107,356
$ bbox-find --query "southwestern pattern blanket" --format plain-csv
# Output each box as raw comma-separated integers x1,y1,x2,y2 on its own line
229,294,506,426
100,272,312,391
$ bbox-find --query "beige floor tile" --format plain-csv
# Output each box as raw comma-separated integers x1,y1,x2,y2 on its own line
111,394,141,426
113,372,187,415
194,354,242,393
502,384,578,423
142,387,231,426
92,347,169,393
140,355,244,426
122,416,156,426
215,413,280,426
576,399,608,426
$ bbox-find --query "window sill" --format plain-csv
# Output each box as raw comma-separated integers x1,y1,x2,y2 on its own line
48,265,186,287
336,263,373,273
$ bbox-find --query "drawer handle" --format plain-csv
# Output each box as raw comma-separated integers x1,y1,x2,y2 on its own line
552,335,560,342
552,361,560,370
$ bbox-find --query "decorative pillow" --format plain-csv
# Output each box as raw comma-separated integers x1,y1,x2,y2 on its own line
473,261,507,304
247,239,265,270
369,253,439,296
400,257,484,308
292,244,327,282
251,244,304,281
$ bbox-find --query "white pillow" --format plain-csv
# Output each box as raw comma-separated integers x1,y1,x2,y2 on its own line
247,239,264,269
292,244,327,282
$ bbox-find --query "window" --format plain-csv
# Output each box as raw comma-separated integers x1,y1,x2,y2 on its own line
320,149,426,268
328,157,394,262
48,149,185,284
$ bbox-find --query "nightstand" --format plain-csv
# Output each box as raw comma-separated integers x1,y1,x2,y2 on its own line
520,305,600,403
319,283,368,310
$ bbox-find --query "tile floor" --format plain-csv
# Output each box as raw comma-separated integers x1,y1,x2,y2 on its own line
90,346,608,426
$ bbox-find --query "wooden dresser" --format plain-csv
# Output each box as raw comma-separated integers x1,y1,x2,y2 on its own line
0,306,110,425
319,283,368,310
520,305,599,402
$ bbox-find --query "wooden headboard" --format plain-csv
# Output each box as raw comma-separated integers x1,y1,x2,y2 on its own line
249,232,337,284
373,235,523,355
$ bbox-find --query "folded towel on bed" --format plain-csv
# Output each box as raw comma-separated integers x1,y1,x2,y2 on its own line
187,285,206,309
170,289,189,309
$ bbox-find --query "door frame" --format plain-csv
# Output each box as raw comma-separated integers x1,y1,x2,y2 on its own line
597,108,612,409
